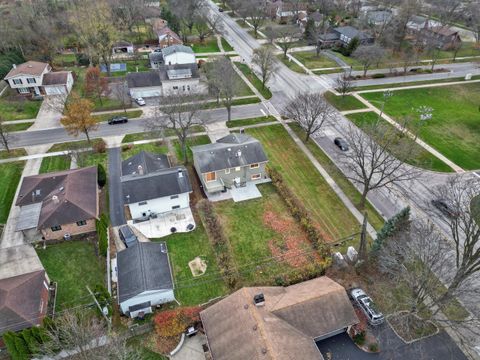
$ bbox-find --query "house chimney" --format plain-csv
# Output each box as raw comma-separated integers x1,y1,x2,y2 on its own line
253,293,265,307
12,64,17,69
137,165,144,175
52,195,59,204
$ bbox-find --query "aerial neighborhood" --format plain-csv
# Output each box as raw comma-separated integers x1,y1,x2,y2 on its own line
0,0,479,359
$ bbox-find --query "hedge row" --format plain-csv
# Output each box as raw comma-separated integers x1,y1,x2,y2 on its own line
96,213,109,257
3,326,49,360
371,206,410,253
197,200,239,289
0,50,24,79
268,167,331,258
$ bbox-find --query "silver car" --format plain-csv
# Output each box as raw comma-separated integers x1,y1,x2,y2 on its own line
351,288,384,326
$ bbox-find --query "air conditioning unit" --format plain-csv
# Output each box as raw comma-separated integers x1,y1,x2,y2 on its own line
63,233,71,241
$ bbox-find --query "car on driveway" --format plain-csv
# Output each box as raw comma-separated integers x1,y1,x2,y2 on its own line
431,199,458,218
108,116,128,125
118,225,138,248
334,137,349,151
351,288,384,326
135,97,146,106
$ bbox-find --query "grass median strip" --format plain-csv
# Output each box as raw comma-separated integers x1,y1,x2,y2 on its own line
4,122,33,132
0,148,27,159
234,62,273,99
92,109,143,123
0,161,24,224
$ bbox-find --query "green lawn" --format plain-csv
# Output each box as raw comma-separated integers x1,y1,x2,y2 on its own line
108,59,150,78
155,224,228,305
36,241,105,309
172,135,210,163
347,111,453,172
324,92,367,111
39,155,72,174
48,139,107,169
191,38,220,53
0,148,27,159
48,139,104,152
226,116,277,128
277,55,306,73
204,61,254,97
202,97,261,110
235,19,250,28
360,83,480,170
92,109,143,123
0,162,24,224
354,76,480,91
234,62,272,99
247,125,360,242
221,37,234,52
288,123,385,231
291,51,338,69
121,141,168,160
0,92,42,120
4,122,33,132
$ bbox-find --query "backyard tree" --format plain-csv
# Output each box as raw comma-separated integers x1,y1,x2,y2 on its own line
84,66,110,106
206,57,241,122
61,93,98,144
252,47,278,89
0,116,14,153
353,45,386,77
168,0,205,40
147,94,205,163
466,2,480,45
334,71,353,98
111,81,131,113
284,92,335,142
274,25,303,58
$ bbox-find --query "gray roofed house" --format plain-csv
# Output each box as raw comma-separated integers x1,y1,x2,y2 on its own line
191,133,269,198
126,71,162,88
117,242,175,317
161,44,194,57
149,51,164,69
333,26,374,45
121,150,170,176
365,10,392,25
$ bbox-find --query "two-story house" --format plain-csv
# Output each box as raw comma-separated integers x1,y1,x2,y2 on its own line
318,26,375,48
191,133,269,200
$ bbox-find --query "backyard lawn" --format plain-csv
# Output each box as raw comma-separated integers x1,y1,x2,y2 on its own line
36,240,105,309
39,155,72,174
291,51,338,69
0,162,24,224
156,224,228,305
226,116,277,128
324,92,367,111
234,62,272,99
172,135,210,163
360,83,480,170
191,38,220,53
247,125,360,243
0,91,42,120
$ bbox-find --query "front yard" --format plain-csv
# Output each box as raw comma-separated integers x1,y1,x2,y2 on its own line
234,62,272,99
0,89,42,120
39,155,72,173
121,141,168,160
0,161,24,224
291,51,339,69
360,83,480,170
36,240,105,309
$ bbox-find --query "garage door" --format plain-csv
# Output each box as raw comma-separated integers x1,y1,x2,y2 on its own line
45,86,66,96
130,88,162,98
314,327,348,342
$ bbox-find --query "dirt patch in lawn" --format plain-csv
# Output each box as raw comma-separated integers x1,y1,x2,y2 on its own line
263,206,320,268
388,312,438,343
188,256,207,277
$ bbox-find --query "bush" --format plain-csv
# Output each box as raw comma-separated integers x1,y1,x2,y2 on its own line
3,327,49,360
93,140,106,153
353,331,366,346
154,307,200,338
369,343,379,352
75,53,90,66
97,163,107,187
372,73,386,78
96,213,109,257
372,207,410,253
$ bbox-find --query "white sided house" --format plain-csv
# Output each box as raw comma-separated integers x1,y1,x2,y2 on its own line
162,45,195,65
117,242,175,318
42,71,74,95
121,151,192,221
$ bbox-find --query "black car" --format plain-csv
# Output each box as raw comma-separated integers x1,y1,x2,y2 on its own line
334,137,349,151
218,7,224,12
108,116,128,125
118,225,138,248
431,199,458,218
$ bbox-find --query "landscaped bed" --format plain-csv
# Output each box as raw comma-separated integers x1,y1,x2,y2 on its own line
0,161,24,224
39,155,72,174
346,111,453,172
246,125,360,244
36,240,105,309
360,83,480,170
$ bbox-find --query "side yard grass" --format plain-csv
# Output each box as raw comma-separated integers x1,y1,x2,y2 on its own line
234,62,272,99
226,116,277,128
172,135,211,163
191,38,220,53
324,92,367,111
36,240,105,309
0,91,42,120
277,55,306,73
291,51,338,69
0,161,24,224
204,61,254,97
39,155,72,174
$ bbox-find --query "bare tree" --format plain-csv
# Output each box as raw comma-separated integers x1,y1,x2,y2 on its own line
111,81,131,114
428,0,462,27
147,94,205,163
466,3,480,45
0,116,14,153
252,47,278,89
353,45,386,77
334,71,353,98
168,0,206,40
243,0,267,38
274,25,303,58
399,45,419,73
284,92,335,142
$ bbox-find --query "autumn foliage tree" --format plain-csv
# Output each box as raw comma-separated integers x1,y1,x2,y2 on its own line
84,66,110,106
61,93,98,144
154,307,200,338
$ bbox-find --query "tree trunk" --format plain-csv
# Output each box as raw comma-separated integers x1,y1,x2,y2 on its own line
358,212,369,261
227,104,232,122
363,66,368,77
85,130,91,144
360,186,369,209
305,131,310,143
182,140,188,164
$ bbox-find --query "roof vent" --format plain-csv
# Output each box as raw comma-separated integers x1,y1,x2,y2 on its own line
35,189,41,196
137,165,144,175
128,161,132,166
261,348,267,355
253,293,265,307
59,186,64,192
52,195,59,204
12,64,16,69
236,150,242,157
178,169,183,178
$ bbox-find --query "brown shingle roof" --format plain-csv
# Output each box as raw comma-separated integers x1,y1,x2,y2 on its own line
200,277,358,360
4,61,49,79
42,71,70,86
16,166,98,229
0,270,48,334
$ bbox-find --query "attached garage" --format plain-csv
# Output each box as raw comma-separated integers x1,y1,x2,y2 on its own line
42,71,73,96
126,71,163,98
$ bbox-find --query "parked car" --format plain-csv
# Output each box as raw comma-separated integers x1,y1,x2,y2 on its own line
351,288,384,326
108,116,128,125
334,137,349,151
218,7,224,12
135,97,146,106
431,199,458,218
118,225,138,248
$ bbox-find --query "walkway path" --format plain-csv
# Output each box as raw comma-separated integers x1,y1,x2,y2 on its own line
107,147,126,227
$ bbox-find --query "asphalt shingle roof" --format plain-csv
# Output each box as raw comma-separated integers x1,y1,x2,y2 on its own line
126,71,162,88
121,151,170,176
42,71,70,86
161,44,193,57
4,61,49,79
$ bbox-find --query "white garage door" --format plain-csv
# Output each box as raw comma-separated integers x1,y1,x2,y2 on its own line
45,86,66,96
130,88,162,98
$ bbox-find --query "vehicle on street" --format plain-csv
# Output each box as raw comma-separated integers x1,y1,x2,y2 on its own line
135,97,146,106
334,137,349,151
118,225,138,248
108,116,128,125
351,288,384,326
218,7,224,12
431,199,458,218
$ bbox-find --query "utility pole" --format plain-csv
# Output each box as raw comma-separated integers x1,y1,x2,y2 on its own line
86,285,111,330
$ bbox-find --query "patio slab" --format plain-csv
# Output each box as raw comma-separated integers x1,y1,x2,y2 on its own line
129,208,196,239
231,182,262,202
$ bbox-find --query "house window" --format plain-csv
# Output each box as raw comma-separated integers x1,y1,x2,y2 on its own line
18,87,29,94
51,225,62,232
172,205,180,209
235,167,241,172
173,86,178,90
205,172,216,182
170,195,179,199
139,201,147,206
251,174,261,180
12,79,23,85
225,168,230,174
250,163,259,169
187,85,191,91
76,220,87,226
182,85,185,91
27,78,36,84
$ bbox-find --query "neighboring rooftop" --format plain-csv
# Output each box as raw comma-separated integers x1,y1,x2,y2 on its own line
200,277,359,360
4,61,50,79
113,40,133,47
156,26,182,43
0,245,44,281
191,133,268,173
42,71,70,86
121,151,170,176
126,71,162,88
15,166,98,229
334,26,371,40
159,63,199,81
162,44,194,57
117,242,173,303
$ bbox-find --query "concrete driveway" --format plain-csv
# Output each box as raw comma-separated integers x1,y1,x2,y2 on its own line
170,333,207,360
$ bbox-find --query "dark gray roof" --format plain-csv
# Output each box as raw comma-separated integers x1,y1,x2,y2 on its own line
191,134,268,173
319,32,340,41
126,71,162,88
117,242,173,303
162,44,193,57
129,301,151,312
149,52,164,63
121,151,170,176
121,166,192,204
158,63,199,81
334,26,370,40
366,10,392,23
